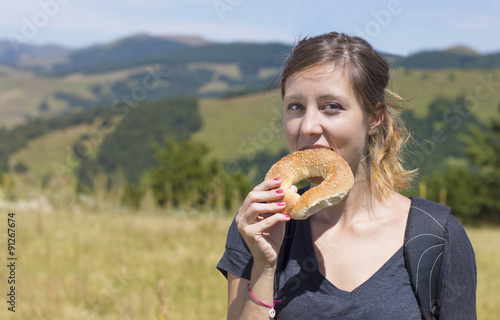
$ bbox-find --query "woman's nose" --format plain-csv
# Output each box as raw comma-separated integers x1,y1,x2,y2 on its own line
299,108,323,138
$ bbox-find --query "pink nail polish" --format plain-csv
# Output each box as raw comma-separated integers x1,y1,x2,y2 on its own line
284,214,291,218
276,189,284,194
273,177,281,181
277,202,286,206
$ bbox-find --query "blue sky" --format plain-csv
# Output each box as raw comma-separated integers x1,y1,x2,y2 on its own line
1,0,500,56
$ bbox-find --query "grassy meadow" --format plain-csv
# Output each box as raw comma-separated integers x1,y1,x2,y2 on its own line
0,207,498,319
0,209,231,320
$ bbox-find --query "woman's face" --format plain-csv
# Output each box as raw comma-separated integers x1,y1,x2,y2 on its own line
282,63,380,176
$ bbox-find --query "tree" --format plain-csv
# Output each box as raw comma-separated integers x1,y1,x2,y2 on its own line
38,99,50,112
405,96,486,177
461,103,500,223
149,137,250,212
432,102,500,224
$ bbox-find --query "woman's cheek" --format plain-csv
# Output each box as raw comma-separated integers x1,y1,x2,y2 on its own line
283,120,299,149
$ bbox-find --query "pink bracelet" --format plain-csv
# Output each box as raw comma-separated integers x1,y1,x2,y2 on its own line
247,284,281,318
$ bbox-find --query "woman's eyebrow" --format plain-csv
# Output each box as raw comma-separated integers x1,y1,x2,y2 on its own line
283,94,304,100
284,93,347,102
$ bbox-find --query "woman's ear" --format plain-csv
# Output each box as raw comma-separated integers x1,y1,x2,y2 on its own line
367,103,384,135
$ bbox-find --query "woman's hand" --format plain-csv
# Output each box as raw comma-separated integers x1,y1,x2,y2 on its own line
228,178,298,318
236,178,297,267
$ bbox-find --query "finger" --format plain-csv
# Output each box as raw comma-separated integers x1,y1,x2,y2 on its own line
249,211,291,234
240,201,286,224
246,188,285,206
252,177,283,192
238,187,285,218
290,184,298,193
236,178,285,225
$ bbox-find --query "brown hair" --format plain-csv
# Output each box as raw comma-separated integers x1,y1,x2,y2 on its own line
280,32,415,199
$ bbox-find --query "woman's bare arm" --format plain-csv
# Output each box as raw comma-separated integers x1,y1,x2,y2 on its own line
227,266,277,320
225,178,293,319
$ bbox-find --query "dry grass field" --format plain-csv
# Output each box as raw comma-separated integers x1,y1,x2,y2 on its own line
0,209,498,319
0,210,231,320
467,227,500,318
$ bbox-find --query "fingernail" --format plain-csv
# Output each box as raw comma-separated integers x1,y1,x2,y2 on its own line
277,202,286,206
284,214,291,218
273,177,281,181
276,189,284,194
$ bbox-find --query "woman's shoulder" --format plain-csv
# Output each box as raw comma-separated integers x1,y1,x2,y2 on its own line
406,196,472,246
408,196,451,221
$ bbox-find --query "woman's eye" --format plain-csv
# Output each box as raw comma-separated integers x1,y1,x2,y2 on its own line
287,103,304,111
324,103,343,110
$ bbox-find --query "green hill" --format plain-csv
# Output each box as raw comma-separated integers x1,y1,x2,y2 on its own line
50,34,207,75
390,67,500,122
443,46,480,56
193,90,286,161
0,43,290,128
6,65,500,189
2,36,500,132
394,49,500,69
76,97,202,187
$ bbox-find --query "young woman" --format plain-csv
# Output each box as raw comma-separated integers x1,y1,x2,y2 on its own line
217,32,476,319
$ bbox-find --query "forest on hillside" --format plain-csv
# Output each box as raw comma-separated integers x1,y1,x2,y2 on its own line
1,36,500,224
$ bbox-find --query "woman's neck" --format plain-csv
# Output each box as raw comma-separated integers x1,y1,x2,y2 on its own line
308,160,383,227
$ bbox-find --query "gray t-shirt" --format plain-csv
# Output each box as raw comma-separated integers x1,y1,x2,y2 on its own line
217,217,421,319
217,197,477,319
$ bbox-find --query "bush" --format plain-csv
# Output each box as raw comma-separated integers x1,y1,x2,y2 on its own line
149,137,251,212
427,103,500,224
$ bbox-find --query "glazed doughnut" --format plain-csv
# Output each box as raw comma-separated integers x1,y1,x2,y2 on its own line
265,148,354,220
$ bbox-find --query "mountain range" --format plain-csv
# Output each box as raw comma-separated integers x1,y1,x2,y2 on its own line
1,33,500,131
1,34,500,74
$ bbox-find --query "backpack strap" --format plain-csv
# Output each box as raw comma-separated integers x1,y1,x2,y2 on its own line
404,196,451,320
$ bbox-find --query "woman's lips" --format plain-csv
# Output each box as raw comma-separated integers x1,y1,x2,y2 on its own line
299,145,333,151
